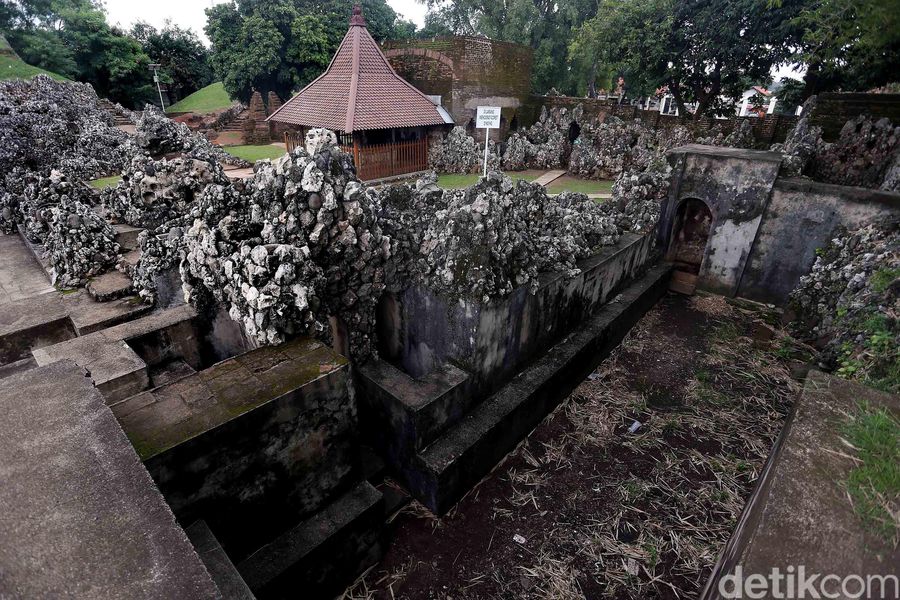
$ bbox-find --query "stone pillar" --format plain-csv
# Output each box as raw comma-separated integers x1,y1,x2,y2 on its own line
267,91,285,141
243,91,269,144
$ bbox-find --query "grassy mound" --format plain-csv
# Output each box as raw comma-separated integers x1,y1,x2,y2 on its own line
0,37,68,82
166,82,232,114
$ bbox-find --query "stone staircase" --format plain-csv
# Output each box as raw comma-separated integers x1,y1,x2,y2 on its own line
98,98,132,126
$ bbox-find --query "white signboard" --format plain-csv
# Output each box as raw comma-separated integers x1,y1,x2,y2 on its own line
476,106,501,129
476,106,501,176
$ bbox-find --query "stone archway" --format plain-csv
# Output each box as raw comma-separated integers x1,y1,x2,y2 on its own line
666,198,713,293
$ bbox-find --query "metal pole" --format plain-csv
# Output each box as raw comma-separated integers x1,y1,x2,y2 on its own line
483,128,489,178
152,67,165,111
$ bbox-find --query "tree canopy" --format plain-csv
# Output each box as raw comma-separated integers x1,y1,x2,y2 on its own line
205,0,416,103
1,0,213,107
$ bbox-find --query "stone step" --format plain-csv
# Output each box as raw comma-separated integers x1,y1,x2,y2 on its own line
186,521,256,600
357,359,472,466
117,249,142,276
86,269,134,302
404,263,672,514
114,224,144,252
236,481,384,599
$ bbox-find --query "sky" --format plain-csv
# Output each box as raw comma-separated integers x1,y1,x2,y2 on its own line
103,0,428,43
103,0,802,82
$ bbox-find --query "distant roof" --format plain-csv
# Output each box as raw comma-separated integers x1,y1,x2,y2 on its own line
267,5,447,132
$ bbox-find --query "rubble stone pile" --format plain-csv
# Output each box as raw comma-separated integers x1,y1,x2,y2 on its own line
376,172,447,290
412,173,619,302
769,105,824,177
502,105,579,171
429,126,499,174
19,170,97,244
605,157,674,234
102,156,232,230
43,195,120,287
128,227,185,304
0,75,138,183
134,104,250,167
809,115,900,190
180,138,390,357
790,224,899,392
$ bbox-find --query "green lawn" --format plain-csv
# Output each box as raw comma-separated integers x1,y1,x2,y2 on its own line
546,176,614,195
437,172,540,189
167,82,232,114
88,175,122,189
0,53,68,82
223,144,287,162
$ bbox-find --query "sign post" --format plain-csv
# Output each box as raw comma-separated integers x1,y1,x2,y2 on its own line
475,106,501,177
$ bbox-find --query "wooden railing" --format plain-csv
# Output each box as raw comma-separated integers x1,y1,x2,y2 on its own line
284,132,428,181
353,138,428,181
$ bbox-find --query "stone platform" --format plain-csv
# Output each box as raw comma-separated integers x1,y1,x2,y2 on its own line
361,263,672,514
0,361,219,598
700,370,900,599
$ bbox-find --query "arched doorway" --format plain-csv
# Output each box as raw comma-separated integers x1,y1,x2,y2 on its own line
667,198,713,294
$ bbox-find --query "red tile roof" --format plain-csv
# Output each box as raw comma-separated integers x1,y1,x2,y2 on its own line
267,5,447,132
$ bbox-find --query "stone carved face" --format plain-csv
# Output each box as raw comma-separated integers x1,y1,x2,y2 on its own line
305,128,338,155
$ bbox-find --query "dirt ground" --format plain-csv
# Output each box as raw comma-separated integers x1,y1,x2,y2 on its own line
342,293,805,600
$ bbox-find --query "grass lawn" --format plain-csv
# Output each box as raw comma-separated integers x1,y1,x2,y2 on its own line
843,403,900,543
0,53,68,82
437,171,541,189
88,175,122,189
546,176,614,195
167,82,232,114
223,144,287,162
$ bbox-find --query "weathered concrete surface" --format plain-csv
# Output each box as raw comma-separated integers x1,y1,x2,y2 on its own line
111,337,357,561
33,304,199,402
391,263,671,514
0,360,219,599
660,145,782,297
0,232,54,306
740,178,900,303
701,370,900,600
382,231,655,392
237,481,384,600
86,268,134,301
357,359,471,465
186,521,256,600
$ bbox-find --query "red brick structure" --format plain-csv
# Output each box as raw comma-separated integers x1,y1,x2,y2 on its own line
383,37,534,142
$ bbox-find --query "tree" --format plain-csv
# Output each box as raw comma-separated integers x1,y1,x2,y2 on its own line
774,0,900,95
205,0,415,103
570,0,798,119
130,21,213,101
1,0,157,107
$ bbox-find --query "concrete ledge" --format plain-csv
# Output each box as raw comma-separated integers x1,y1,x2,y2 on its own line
186,521,256,600
33,304,198,403
403,263,672,514
237,481,384,599
357,359,471,461
701,370,900,600
0,361,219,598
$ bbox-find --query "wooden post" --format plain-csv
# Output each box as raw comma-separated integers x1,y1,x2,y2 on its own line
352,136,361,179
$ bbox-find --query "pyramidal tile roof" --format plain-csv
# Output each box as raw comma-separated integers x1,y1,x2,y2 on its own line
267,5,447,132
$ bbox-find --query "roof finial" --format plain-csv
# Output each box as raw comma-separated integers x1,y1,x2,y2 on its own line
350,4,366,27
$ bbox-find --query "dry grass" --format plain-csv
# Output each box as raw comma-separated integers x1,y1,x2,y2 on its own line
345,296,801,599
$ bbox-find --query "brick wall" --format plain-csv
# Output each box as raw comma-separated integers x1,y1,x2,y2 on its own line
383,36,534,140
809,93,900,141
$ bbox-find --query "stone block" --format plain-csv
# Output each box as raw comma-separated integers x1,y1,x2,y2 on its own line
0,361,219,599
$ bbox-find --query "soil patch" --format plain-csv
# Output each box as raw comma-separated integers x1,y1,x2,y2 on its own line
344,293,801,599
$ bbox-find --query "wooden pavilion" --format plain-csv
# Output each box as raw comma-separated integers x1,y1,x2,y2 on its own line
267,5,453,181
